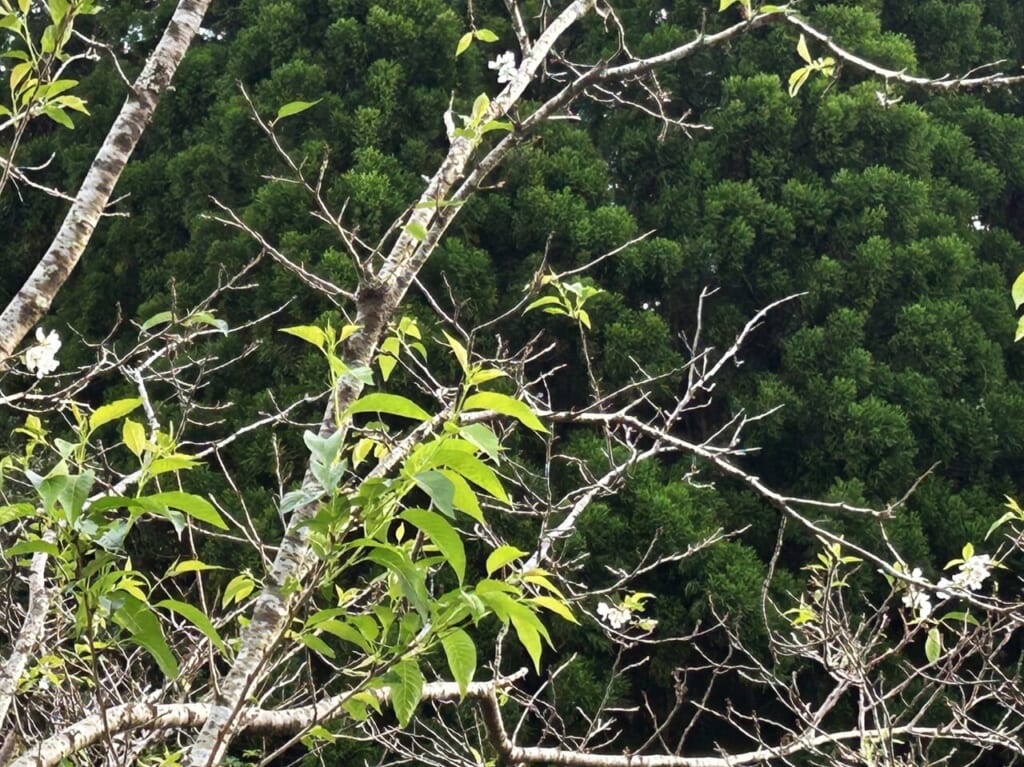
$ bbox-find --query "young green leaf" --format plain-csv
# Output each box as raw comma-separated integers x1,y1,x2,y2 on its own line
401,508,466,582
388,660,425,727
346,393,431,421
796,33,812,64
89,398,143,431
157,599,226,653
113,593,178,679
281,325,328,350
442,629,477,697
486,545,528,575
456,31,473,56
275,99,322,122
462,391,547,432
925,627,942,664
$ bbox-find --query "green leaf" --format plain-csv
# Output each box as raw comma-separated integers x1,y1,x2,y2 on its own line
113,593,178,678
145,491,227,530
456,31,473,56
405,222,428,242
5,539,61,558
275,99,322,121
316,619,372,653
89,398,143,431
42,104,74,129
165,559,226,577
506,601,549,672
440,469,484,523
122,418,146,457
157,599,225,653
530,595,577,624
432,449,508,503
442,629,476,696
281,325,328,350
0,503,35,526
474,28,499,42
796,33,812,64
413,470,455,517
1013,271,1024,309
401,508,466,582
459,423,502,461
140,310,173,332
462,392,547,432
347,393,431,421
788,66,811,97
443,331,469,373
486,545,528,575
222,573,255,608
298,633,336,659
925,627,942,664
388,660,424,727
719,0,739,9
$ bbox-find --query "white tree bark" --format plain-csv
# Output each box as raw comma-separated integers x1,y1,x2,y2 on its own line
0,0,213,360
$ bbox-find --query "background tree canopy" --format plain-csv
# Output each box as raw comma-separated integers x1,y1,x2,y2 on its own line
3,0,1024,764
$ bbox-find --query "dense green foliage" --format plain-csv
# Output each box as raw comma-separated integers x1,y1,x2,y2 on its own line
4,0,1024,761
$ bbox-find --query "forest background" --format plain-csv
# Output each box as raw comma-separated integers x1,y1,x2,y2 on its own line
3,0,1024,765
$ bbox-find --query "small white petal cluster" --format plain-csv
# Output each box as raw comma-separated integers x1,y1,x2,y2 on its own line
24,328,61,378
938,554,993,597
654,8,669,23
901,567,932,620
488,51,517,84
597,601,632,629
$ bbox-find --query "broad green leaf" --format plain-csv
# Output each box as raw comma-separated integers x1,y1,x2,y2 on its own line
5,539,61,558
43,105,74,129
140,310,173,332
145,491,227,530
459,423,502,461
113,593,178,678
506,601,550,672
275,99,322,121
442,629,476,696
474,28,499,42
796,33,812,64
718,0,739,9
486,545,528,575
401,508,466,582
89,398,142,431
413,470,455,517
316,619,371,653
122,418,146,457
347,393,430,421
925,627,942,664
157,599,225,653
0,503,35,526
439,469,484,523
281,325,328,349
462,392,547,432
388,660,424,727
298,633,336,659
940,611,980,627
432,449,508,503
455,31,473,56
530,595,577,624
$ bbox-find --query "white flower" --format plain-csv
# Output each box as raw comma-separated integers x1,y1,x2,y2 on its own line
654,8,668,23
24,328,61,378
597,601,632,630
488,51,517,84
955,554,992,591
901,567,932,620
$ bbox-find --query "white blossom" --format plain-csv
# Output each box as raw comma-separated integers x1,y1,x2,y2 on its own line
24,328,61,378
901,567,932,620
654,8,668,24
488,51,517,84
955,554,992,591
597,601,632,629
